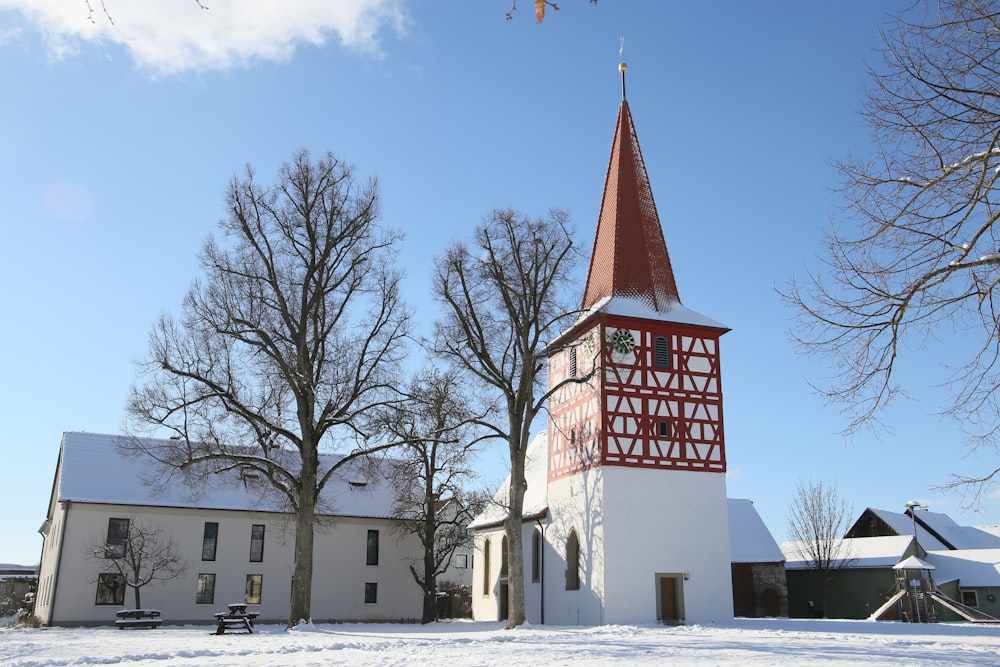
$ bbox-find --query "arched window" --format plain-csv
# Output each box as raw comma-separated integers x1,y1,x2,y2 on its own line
654,336,671,369
501,535,509,578
531,529,542,583
482,538,491,595
565,530,580,590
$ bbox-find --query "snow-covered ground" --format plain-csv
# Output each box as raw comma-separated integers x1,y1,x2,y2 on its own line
2,618,999,666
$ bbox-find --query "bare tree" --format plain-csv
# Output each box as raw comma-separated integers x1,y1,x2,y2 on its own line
431,208,583,628
378,367,488,623
785,480,855,617
784,1,1000,496
85,0,207,25
126,149,410,628
88,517,187,610
505,0,598,23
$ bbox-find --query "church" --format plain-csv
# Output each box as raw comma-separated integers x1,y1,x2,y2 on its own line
470,64,739,625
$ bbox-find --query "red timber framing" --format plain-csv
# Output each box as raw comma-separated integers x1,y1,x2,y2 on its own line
548,315,726,482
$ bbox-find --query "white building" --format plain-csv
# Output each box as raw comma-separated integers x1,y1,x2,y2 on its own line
470,74,759,625
35,431,471,626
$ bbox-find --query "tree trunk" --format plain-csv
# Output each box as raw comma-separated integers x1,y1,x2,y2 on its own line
422,511,438,624
132,585,141,610
505,459,527,629
288,476,317,627
422,568,437,623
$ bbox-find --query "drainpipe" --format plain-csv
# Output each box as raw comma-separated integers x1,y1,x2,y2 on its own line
535,517,546,625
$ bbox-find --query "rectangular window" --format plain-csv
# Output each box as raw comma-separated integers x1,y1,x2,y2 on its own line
196,573,216,605
106,518,129,558
961,590,979,607
658,420,671,438
202,522,219,561
245,574,262,605
250,524,265,562
95,573,125,605
454,553,469,569
364,582,378,604
569,347,578,377
366,529,379,566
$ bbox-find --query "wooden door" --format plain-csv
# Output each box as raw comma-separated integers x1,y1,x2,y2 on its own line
731,564,755,617
658,576,678,622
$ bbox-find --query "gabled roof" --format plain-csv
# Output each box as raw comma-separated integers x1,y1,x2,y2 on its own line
846,508,950,552
728,499,785,564
781,535,913,570
894,555,934,570
54,431,399,519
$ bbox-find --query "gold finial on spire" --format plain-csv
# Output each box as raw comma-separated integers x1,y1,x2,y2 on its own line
618,38,627,101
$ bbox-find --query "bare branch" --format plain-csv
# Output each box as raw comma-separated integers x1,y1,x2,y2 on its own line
126,149,409,627
431,207,580,627
783,1,1000,497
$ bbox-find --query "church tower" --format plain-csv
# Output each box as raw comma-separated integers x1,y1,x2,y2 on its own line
544,63,733,625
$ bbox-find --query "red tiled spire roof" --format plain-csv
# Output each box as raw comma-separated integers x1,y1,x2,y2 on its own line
581,100,681,312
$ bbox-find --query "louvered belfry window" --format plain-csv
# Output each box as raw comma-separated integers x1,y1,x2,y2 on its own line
654,336,671,369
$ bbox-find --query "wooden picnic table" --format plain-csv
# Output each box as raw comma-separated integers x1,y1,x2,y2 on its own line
114,608,162,629
213,603,258,635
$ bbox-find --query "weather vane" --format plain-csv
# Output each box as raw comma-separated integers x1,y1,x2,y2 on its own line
618,38,628,101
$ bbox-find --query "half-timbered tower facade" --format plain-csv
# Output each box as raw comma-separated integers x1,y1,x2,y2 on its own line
542,68,734,625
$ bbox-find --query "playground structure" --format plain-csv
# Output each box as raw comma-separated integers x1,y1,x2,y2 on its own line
868,555,998,623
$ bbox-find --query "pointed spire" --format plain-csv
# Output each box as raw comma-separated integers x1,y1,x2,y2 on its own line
581,88,681,313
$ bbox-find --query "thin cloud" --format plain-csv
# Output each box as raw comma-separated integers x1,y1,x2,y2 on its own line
0,0,406,74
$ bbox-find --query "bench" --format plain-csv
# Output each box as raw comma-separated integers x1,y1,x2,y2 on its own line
115,609,162,629
213,603,258,634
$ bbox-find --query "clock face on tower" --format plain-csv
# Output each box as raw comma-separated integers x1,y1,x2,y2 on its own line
611,328,635,354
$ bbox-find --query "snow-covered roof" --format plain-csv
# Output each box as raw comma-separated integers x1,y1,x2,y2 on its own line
582,295,728,330
925,549,1000,587
915,511,1000,550
0,564,36,573
894,555,933,570
468,431,549,529
861,508,950,551
728,499,784,564
781,535,913,570
55,431,399,519
973,524,1000,539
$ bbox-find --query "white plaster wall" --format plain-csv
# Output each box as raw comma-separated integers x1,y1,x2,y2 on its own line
543,470,607,625
439,547,474,588
541,466,732,626
470,526,503,622
601,466,732,624
42,503,424,626
311,515,424,623
35,497,67,625
470,523,544,624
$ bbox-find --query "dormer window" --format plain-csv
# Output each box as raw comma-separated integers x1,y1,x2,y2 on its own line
241,468,262,488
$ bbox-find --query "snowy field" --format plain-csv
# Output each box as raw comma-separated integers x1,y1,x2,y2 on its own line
3,618,1000,666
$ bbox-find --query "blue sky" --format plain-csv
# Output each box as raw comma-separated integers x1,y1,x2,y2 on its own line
3,0,993,567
